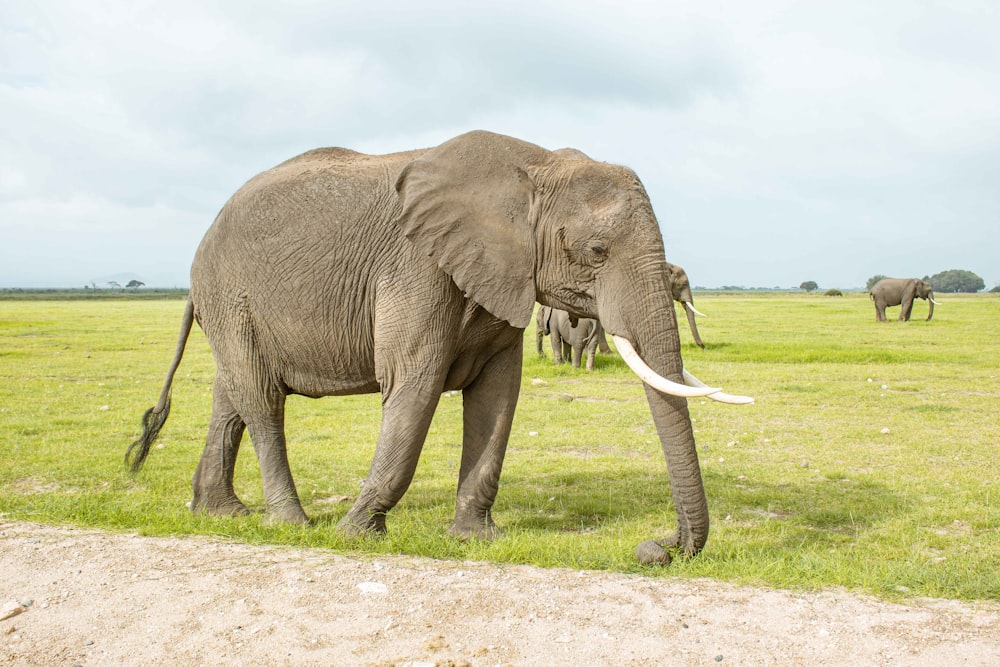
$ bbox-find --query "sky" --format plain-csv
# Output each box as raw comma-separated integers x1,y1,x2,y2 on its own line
2,0,998,290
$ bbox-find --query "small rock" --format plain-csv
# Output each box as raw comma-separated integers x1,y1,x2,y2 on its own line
530,378,547,386
99,405,109,411
880,427,890,434
715,656,724,662
800,460,809,468
528,431,539,437
357,582,387,594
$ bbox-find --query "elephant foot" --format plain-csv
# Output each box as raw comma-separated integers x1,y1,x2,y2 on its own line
449,511,501,541
263,502,310,526
336,510,388,538
191,493,251,518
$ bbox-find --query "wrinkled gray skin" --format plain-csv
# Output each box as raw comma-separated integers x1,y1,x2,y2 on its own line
869,277,935,322
128,131,709,561
665,262,705,349
537,307,601,370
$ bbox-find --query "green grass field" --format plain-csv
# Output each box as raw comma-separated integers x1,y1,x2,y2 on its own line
1,293,997,601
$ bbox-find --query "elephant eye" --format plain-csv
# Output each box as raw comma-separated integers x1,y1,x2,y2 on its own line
589,244,608,262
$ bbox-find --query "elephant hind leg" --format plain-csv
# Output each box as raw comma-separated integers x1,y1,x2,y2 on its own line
245,403,309,525
192,377,251,517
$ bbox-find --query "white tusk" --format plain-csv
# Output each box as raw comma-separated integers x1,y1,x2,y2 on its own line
613,336,720,398
929,297,938,304
683,369,755,405
684,302,707,318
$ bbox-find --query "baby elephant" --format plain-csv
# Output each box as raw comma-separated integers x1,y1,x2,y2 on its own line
536,306,602,370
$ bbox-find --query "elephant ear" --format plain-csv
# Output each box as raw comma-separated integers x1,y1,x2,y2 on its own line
394,131,544,329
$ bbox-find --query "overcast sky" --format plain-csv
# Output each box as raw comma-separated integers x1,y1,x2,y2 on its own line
2,1,998,289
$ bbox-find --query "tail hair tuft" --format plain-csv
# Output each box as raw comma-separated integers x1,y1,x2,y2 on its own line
125,396,171,475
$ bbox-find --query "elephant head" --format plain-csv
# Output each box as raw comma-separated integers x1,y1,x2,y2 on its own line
913,279,935,321
395,131,750,560
535,305,553,355
665,262,706,349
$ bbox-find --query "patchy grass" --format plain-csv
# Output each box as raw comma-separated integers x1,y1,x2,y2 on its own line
1,293,998,601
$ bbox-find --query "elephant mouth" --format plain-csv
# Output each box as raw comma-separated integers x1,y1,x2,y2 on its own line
612,336,753,405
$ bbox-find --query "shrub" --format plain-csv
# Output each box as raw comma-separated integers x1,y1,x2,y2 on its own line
929,269,985,293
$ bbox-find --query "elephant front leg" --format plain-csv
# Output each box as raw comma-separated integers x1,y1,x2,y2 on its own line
337,381,443,537
550,331,564,364
451,341,523,540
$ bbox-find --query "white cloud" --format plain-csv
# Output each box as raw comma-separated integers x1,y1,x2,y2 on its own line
1,0,998,288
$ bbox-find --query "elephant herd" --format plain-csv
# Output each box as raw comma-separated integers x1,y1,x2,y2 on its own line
536,262,707,371
124,130,924,566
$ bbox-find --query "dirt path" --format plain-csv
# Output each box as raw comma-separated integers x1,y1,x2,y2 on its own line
2,521,998,666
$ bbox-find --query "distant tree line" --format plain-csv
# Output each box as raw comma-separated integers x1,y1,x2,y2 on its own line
866,270,985,293
0,287,188,301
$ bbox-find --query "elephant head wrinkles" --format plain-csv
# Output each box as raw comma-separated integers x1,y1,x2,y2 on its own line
127,130,751,564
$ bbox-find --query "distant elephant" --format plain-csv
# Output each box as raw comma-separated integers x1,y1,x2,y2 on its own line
127,131,750,564
869,277,936,322
665,262,707,349
535,306,567,358
537,307,601,370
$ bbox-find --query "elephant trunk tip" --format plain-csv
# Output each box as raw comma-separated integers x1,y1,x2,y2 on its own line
636,540,673,565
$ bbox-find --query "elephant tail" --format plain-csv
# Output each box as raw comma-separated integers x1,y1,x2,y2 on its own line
125,298,195,475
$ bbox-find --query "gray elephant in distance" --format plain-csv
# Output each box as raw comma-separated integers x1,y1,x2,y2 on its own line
535,305,567,358
665,262,707,349
536,306,601,370
537,262,706,356
127,131,750,564
869,277,936,322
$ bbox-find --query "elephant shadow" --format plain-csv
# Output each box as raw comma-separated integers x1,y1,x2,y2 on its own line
484,465,904,550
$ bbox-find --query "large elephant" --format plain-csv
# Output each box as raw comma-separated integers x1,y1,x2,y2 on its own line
869,277,936,322
536,306,601,370
127,131,750,564
666,262,707,349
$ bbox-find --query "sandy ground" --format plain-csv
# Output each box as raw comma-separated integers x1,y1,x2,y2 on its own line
2,521,998,666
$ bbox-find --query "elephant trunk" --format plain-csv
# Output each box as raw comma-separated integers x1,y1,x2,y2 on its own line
926,291,935,321
600,279,710,561
683,302,705,349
